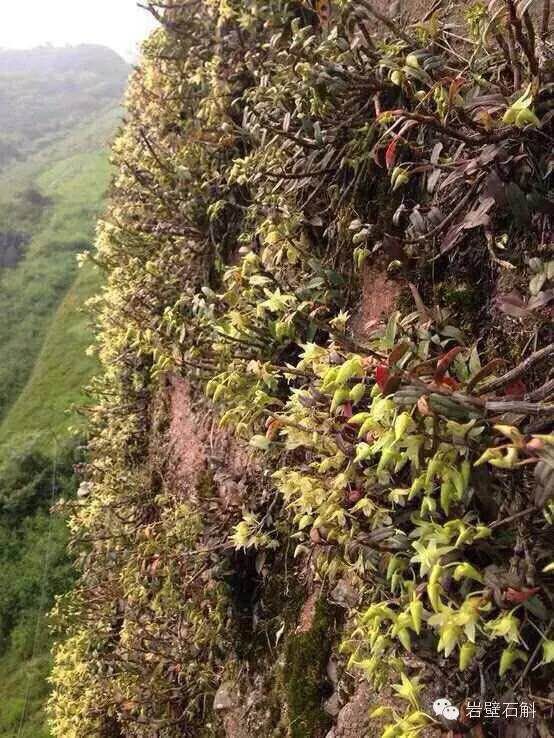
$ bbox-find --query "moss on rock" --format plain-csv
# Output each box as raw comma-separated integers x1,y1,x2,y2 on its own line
284,598,333,738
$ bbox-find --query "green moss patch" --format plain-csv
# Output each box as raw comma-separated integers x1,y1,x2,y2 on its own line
284,598,334,738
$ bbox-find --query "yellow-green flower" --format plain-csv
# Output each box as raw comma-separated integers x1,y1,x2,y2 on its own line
485,613,521,644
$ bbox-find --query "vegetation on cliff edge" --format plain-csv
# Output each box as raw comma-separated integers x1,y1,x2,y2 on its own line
50,2,553,737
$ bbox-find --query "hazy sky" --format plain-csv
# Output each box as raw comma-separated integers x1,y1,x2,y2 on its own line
0,0,159,60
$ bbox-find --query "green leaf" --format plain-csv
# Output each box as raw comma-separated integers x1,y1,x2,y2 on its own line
499,646,527,676
336,356,363,385
453,563,483,583
350,383,366,404
486,613,521,644
409,598,423,635
250,435,271,450
542,639,554,664
459,642,476,671
523,596,549,620
384,312,399,349
529,272,546,296
468,345,481,375
394,412,413,441
397,628,412,651
369,706,393,718
331,387,350,413
392,672,422,708
354,442,372,463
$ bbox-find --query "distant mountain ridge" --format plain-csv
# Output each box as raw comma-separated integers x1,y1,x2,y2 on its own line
0,43,127,74
0,44,130,168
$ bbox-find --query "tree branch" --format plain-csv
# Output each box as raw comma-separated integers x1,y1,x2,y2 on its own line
480,344,554,394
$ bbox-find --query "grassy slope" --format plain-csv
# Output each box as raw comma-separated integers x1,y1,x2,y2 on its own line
0,157,107,734
0,651,51,738
0,512,72,738
0,148,109,440
0,103,121,190
0,111,116,738
0,261,100,449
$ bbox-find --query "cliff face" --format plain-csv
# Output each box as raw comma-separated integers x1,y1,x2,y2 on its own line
49,3,553,738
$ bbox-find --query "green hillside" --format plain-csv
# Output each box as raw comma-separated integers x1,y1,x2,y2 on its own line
0,103,121,190
0,127,110,738
0,150,109,429
0,44,126,738
0,118,112,738
0,441,78,738
0,261,100,450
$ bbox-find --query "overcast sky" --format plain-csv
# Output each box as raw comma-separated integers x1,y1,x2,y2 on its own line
0,0,159,61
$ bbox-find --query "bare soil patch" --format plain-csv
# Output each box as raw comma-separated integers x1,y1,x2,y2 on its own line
350,266,403,339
